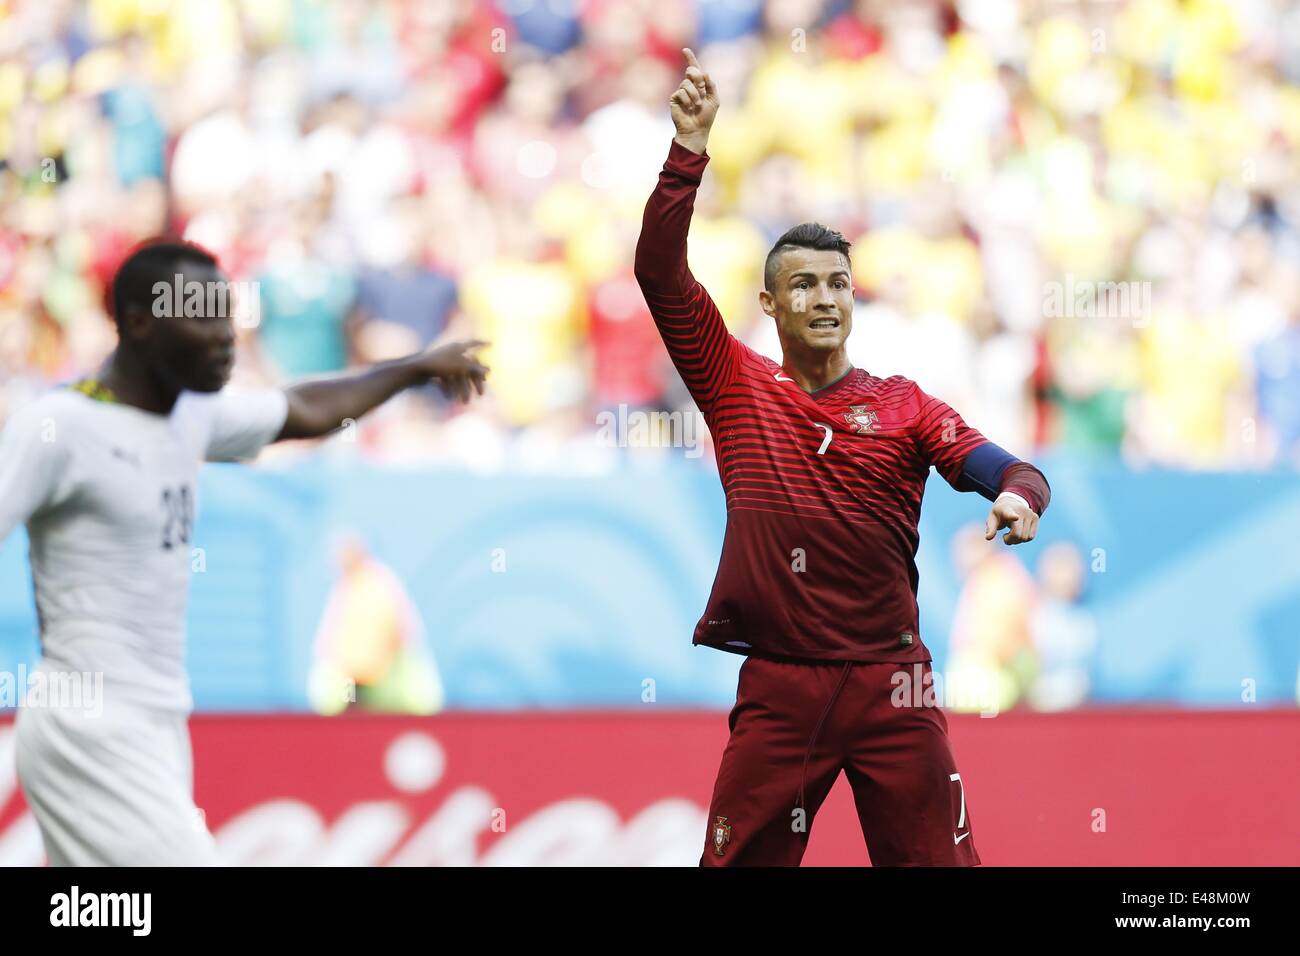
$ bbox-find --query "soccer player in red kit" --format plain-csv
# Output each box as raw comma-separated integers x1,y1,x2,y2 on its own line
635,50,1051,866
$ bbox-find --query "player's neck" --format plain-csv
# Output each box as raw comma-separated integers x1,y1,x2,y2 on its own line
97,348,182,416
780,348,853,394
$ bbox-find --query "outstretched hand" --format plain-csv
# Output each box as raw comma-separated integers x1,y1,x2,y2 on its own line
670,48,718,155
410,340,490,403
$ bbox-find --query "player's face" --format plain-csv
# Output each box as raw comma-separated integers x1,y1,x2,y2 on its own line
761,248,854,353
143,262,237,394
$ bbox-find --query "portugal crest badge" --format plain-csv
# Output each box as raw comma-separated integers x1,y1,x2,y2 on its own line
712,816,732,856
844,404,879,434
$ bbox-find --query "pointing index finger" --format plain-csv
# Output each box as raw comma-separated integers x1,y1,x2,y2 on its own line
683,48,716,95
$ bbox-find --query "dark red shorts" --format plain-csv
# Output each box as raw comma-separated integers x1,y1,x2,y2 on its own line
701,655,980,867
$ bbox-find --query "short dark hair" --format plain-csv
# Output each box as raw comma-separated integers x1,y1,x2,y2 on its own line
109,238,220,326
763,223,852,292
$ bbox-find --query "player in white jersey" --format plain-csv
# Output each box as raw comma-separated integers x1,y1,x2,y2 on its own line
0,239,489,865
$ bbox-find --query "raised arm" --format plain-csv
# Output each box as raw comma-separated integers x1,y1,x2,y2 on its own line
276,340,489,441
634,48,743,412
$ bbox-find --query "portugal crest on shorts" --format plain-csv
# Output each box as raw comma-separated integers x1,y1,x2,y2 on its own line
844,405,879,434
712,816,732,856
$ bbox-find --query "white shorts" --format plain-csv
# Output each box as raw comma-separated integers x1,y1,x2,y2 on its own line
14,699,220,866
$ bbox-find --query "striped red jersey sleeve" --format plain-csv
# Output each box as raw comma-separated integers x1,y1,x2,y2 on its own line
911,382,991,488
634,141,744,412
999,463,1051,515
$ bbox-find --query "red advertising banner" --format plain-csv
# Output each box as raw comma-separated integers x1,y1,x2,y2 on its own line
1,711,1296,866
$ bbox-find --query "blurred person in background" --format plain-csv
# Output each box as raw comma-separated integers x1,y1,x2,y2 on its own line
1027,541,1097,712
0,0,1296,470
1254,305,1300,466
946,522,1037,715
308,534,445,716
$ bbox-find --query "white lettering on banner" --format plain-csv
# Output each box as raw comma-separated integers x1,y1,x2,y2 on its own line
0,728,707,866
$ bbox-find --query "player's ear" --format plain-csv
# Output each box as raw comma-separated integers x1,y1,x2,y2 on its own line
759,290,776,319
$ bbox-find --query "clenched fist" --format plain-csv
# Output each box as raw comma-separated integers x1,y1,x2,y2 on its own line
670,48,719,156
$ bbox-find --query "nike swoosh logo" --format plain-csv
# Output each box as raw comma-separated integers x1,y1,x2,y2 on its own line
954,831,970,845
774,373,794,382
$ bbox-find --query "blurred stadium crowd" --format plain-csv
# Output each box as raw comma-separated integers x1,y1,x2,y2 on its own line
1,0,1299,470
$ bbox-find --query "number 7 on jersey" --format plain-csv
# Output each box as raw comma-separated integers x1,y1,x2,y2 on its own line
813,423,833,455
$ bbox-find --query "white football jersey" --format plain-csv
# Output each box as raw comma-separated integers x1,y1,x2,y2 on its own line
0,385,289,713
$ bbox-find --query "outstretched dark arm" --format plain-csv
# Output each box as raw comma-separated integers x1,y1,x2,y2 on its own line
276,340,489,441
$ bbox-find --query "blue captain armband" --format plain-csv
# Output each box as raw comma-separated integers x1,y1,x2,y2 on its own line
958,441,1019,501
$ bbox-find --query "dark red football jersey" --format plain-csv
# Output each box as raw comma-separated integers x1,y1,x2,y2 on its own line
636,142,1000,663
